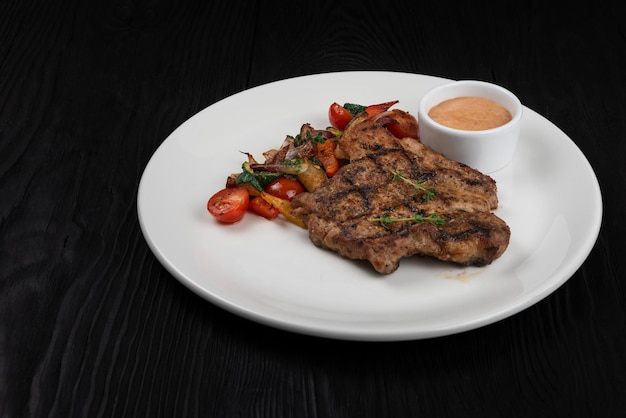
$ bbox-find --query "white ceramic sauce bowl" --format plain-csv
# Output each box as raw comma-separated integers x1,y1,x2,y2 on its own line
418,80,523,173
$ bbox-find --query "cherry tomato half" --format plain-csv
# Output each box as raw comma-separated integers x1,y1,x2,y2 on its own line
249,196,279,220
264,177,305,201
378,109,419,140
328,102,354,130
385,114,419,140
207,187,249,223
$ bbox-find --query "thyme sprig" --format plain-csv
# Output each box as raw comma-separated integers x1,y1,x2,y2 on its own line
371,212,446,229
392,171,436,200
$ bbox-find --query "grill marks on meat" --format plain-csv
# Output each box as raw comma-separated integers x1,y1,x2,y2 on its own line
291,112,511,274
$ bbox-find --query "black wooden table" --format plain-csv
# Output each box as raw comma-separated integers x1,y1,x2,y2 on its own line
2,1,624,417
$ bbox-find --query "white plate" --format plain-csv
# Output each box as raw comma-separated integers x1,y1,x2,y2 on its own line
137,72,602,341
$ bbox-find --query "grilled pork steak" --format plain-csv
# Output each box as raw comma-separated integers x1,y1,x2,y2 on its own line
291,112,511,274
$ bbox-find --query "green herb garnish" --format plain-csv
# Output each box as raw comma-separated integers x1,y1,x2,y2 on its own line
391,171,436,200
371,212,446,229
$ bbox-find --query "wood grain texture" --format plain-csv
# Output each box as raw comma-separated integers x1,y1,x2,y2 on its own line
1,0,625,417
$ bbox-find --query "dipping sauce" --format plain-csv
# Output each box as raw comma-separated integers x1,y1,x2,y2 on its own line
428,96,512,131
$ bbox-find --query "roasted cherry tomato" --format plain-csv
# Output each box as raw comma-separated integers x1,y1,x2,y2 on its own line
385,109,419,139
328,102,354,130
386,121,418,139
264,177,305,201
249,196,280,220
207,187,249,223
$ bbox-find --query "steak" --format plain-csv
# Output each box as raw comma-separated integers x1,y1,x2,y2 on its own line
291,112,511,274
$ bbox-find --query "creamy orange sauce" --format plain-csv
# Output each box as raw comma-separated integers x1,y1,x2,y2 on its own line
428,96,512,131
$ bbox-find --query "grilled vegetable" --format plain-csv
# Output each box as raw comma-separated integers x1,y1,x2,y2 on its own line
296,159,327,192
260,192,306,228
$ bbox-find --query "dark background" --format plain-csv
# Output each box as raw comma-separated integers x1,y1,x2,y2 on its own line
1,1,624,417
